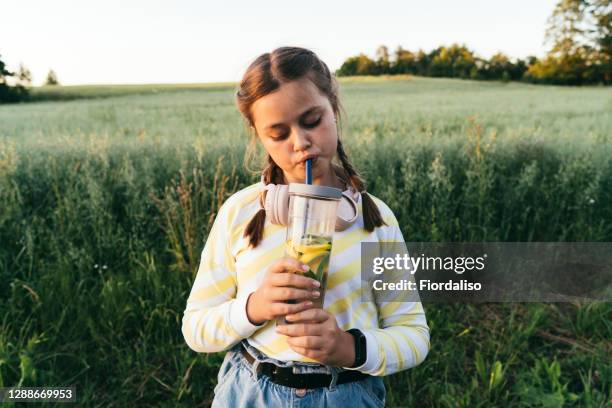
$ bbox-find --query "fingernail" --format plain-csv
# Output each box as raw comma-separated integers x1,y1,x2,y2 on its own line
301,264,309,271
305,301,313,306
312,291,320,298
312,280,321,287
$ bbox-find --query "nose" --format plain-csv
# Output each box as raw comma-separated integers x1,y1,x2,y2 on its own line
292,127,312,152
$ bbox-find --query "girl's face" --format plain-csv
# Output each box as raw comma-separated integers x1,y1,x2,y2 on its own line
251,77,342,188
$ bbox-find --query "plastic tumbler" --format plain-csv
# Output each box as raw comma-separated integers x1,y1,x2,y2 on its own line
276,183,342,326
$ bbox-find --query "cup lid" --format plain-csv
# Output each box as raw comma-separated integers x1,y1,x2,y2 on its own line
288,183,342,200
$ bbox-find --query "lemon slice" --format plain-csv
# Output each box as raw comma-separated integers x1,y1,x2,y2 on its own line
285,235,332,279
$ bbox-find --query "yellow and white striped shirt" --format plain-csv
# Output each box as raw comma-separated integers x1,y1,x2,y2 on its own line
182,182,430,376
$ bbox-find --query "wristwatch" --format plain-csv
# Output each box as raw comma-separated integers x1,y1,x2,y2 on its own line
347,328,367,368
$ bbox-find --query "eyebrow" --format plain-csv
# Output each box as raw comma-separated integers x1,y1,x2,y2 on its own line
264,106,323,131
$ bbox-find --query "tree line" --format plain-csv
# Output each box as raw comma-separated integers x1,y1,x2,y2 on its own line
0,58,58,103
1,0,610,103
337,0,610,85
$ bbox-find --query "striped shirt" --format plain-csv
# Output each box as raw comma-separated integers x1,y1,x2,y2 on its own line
181,182,430,376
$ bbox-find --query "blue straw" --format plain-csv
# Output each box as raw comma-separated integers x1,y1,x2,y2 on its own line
303,159,312,240
306,159,312,184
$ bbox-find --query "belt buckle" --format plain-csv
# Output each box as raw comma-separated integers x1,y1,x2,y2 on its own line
271,366,311,389
273,366,293,382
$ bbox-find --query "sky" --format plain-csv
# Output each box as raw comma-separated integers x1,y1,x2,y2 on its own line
1,0,558,86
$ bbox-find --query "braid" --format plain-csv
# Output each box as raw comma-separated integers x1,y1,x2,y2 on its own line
336,139,364,192
336,139,387,232
244,155,284,248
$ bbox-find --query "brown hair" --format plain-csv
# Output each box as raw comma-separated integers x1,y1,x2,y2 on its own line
236,46,387,248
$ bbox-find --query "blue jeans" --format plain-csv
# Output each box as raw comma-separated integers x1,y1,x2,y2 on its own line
211,340,386,407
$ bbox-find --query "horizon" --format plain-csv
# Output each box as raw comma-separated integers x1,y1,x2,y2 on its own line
2,0,557,86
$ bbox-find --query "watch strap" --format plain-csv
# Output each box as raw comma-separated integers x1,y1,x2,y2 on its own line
347,328,367,368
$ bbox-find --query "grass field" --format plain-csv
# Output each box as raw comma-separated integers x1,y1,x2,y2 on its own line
1,76,611,407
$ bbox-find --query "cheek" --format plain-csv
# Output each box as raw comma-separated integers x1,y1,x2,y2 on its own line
317,122,337,153
266,141,292,165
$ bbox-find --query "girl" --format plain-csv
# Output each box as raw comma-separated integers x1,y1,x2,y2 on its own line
182,46,430,407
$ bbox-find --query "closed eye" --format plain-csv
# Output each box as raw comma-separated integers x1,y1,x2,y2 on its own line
302,117,321,128
270,133,288,141
270,117,322,141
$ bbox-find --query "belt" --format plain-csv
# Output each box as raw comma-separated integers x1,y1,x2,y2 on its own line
240,346,370,389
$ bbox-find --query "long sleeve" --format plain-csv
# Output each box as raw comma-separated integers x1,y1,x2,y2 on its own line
181,200,264,353
348,208,430,376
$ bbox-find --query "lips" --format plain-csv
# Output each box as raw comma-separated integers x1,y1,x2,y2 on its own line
298,156,318,166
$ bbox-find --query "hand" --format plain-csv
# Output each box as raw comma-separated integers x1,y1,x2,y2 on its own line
274,308,356,367
246,257,321,325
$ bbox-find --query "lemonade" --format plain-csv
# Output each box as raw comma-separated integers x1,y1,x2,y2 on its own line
285,234,332,309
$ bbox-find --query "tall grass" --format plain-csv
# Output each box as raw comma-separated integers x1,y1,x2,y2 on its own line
0,77,611,406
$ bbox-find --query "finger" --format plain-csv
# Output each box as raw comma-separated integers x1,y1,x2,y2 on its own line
276,322,322,337
285,308,329,324
271,257,309,274
286,336,325,350
288,344,323,361
271,300,313,317
270,271,320,289
270,287,320,302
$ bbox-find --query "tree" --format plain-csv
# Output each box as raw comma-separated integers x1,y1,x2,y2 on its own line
530,0,611,84
582,0,611,54
17,63,32,86
336,54,376,76
545,0,589,56
526,51,590,84
355,54,377,75
509,58,529,80
45,69,59,86
394,46,417,74
336,56,358,76
0,54,29,103
429,44,477,79
375,45,391,75
588,0,611,82
415,49,430,76
480,52,526,81
0,56,10,82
